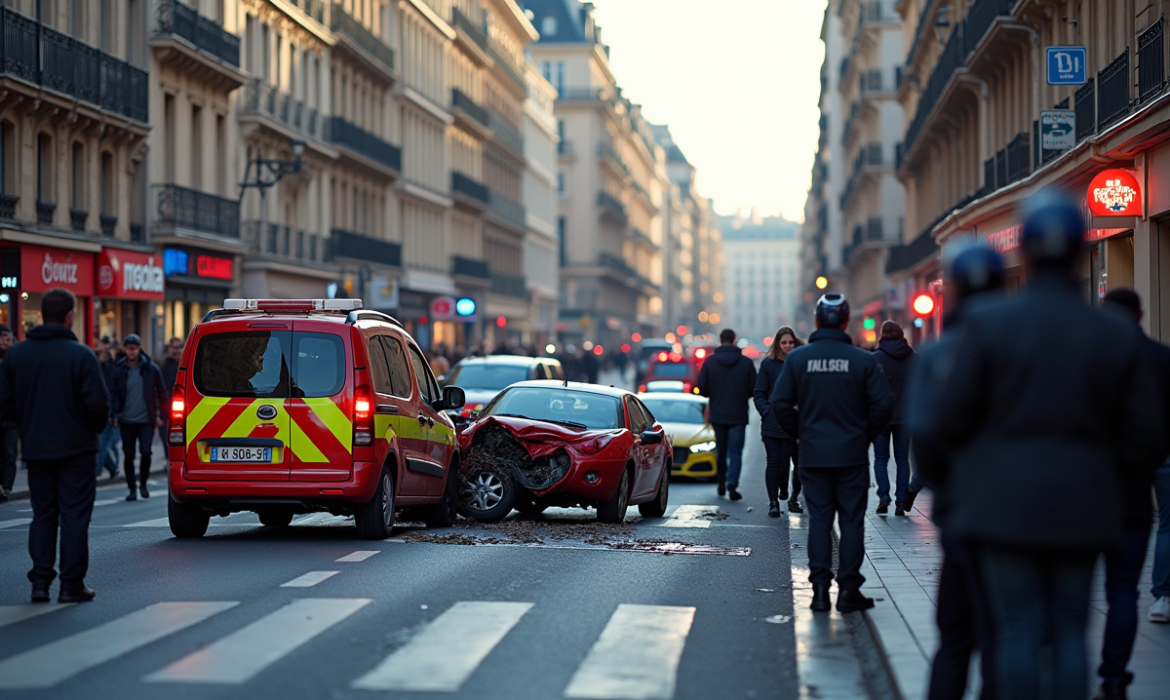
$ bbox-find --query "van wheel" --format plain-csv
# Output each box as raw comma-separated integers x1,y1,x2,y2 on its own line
422,463,459,528
259,509,294,528
460,468,516,522
355,470,396,540
597,469,631,524
638,466,670,518
169,494,210,538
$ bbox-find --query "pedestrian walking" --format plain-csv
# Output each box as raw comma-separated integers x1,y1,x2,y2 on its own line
0,324,18,501
158,337,182,446
0,288,110,603
96,347,120,480
1089,288,1170,700
753,326,803,517
110,334,168,501
908,242,1007,700
697,328,758,501
871,321,916,516
771,295,893,612
929,194,1166,700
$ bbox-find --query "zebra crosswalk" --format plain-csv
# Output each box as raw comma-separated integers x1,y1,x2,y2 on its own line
0,598,699,698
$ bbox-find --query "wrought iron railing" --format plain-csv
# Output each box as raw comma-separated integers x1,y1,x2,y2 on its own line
1,8,148,123
451,255,490,279
903,21,965,160
70,208,87,232
0,194,19,219
1005,131,1030,184
487,109,524,155
330,3,394,73
487,40,527,96
100,214,117,237
241,78,322,140
599,252,637,280
490,272,526,298
451,7,488,50
331,228,398,266
155,0,240,67
130,223,144,243
983,157,996,195
451,88,490,126
36,201,55,225
488,190,526,230
596,191,627,224
451,172,489,204
328,116,401,171
1138,17,1166,104
245,221,331,264
597,142,631,177
964,0,1016,56
1097,48,1131,130
153,184,240,238
995,148,1007,192
632,228,657,250
288,0,326,24
1075,80,1096,140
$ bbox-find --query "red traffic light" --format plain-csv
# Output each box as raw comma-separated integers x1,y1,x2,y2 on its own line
912,293,936,317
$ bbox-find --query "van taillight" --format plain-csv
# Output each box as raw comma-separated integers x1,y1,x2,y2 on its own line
353,385,373,446
168,386,185,446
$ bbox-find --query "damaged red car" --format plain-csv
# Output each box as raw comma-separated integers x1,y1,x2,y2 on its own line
458,381,672,523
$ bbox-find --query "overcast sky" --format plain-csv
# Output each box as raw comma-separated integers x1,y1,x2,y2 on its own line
586,0,827,222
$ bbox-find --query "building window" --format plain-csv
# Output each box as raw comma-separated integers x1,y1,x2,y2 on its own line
71,143,84,208
557,216,566,266
541,16,557,37
557,172,565,193
542,61,565,94
1,122,14,196
191,105,203,189
164,94,176,182
37,133,53,204
101,152,114,215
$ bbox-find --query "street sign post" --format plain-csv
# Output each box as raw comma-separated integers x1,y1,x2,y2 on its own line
1040,110,1077,150
1046,46,1087,85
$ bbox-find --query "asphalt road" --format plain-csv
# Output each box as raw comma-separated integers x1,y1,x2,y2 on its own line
0,415,800,700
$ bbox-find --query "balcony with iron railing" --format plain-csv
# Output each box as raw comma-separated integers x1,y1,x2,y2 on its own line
331,228,401,267
330,3,394,75
328,116,401,172
840,143,884,210
1097,47,1132,131
598,252,638,281
490,272,526,298
487,109,524,156
596,191,628,226
241,78,323,141
631,228,658,250
154,0,240,67
287,0,327,24
597,142,631,178
1,7,149,123
451,172,489,206
152,184,240,239
452,255,490,279
244,221,333,266
451,7,488,51
1138,18,1166,106
486,40,527,96
487,190,526,231
451,88,490,128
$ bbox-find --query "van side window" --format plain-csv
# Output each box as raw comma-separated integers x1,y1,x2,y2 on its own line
408,346,436,402
367,335,395,396
382,336,414,399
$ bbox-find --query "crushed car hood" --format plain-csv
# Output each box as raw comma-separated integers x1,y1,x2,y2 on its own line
660,422,712,447
459,415,625,458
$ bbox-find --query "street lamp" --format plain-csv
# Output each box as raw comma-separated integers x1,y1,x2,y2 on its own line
238,140,307,201
933,7,952,45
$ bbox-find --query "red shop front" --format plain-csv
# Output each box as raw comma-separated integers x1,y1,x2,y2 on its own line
96,248,165,351
4,243,96,342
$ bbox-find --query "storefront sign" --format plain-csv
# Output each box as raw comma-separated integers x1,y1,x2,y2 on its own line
1040,110,1076,150
1088,169,1142,216
196,255,233,279
97,249,165,300
368,275,400,310
987,225,1023,254
163,248,189,277
20,244,94,294
1,248,19,289
162,248,235,281
429,295,456,320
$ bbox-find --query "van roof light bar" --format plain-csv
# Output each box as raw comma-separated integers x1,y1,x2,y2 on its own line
222,299,365,313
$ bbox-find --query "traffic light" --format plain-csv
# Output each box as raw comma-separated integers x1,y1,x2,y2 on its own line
862,317,877,331
912,293,936,317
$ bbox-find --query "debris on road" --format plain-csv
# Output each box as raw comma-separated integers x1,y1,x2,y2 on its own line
763,615,792,624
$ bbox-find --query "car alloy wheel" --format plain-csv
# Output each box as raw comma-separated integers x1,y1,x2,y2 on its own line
467,471,505,512
381,472,394,529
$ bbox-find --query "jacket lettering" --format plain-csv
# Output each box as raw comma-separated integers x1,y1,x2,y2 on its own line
807,359,850,373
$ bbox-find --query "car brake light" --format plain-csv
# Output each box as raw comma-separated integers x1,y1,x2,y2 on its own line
657,352,668,362
695,348,707,359
353,385,373,446
683,382,692,393
168,386,185,446
638,384,646,392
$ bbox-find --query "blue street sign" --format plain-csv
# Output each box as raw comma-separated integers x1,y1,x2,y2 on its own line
1047,46,1087,85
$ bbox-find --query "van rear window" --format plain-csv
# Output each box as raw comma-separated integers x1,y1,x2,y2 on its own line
194,331,345,398
650,361,690,378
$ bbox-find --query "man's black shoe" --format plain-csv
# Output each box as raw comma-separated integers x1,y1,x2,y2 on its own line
768,501,781,518
902,489,919,511
810,584,831,612
717,481,726,497
728,485,743,501
876,498,890,514
31,583,50,604
140,484,150,499
788,497,804,514
895,502,906,516
58,586,96,603
836,588,875,612
126,490,137,501
1091,681,1128,700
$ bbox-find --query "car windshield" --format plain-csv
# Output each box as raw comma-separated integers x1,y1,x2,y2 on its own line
650,361,690,378
640,398,706,425
482,387,625,430
445,363,530,390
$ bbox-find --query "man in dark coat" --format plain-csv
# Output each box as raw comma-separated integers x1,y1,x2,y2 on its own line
872,321,916,515
771,295,893,612
110,334,168,501
697,328,757,500
0,288,109,603
0,323,17,501
929,194,1166,699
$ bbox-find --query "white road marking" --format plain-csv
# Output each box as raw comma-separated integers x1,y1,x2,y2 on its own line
146,598,370,684
0,601,237,689
335,550,380,562
0,518,31,529
280,571,340,588
0,604,74,629
655,505,718,528
352,601,532,692
93,499,119,507
563,604,696,700
122,517,171,528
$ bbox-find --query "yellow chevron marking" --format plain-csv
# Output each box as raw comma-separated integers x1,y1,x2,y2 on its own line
290,419,330,462
301,398,353,454
186,397,230,448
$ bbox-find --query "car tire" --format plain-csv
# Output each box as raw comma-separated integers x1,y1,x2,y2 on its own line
638,465,670,518
460,467,516,522
422,463,459,528
259,509,294,528
513,495,548,516
597,468,631,524
355,469,396,540
168,494,210,539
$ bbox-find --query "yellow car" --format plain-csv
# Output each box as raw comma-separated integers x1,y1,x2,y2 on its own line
638,392,717,480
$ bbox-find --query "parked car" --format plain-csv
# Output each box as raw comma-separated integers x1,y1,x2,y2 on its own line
166,298,466,540
440,355,564,417
458,381,671,523
638,393,717,480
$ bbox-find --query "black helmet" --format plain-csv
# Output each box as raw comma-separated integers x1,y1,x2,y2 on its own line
948,243,1006,300
1021,191,1085,265
815,293,850,328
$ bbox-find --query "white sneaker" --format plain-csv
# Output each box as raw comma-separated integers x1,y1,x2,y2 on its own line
1149,596,1170,623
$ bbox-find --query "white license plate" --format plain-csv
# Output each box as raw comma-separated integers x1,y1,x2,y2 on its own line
209,447,272,463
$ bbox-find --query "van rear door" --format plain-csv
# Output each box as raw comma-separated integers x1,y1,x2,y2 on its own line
288,325,353,483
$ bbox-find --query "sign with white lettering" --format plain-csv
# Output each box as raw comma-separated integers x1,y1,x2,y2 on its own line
806,359,850,373
19,244,94,294
1040,110,1076,150
1047,46,1087,85
97,249,165,300
0,248,19,289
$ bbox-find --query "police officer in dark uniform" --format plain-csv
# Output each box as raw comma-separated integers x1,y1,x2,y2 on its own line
771,293,893,612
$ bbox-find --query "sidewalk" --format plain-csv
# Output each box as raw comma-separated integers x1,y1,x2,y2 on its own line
861,484,1170,699
5,438,169,501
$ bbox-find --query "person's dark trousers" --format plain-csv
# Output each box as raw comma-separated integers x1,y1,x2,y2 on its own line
929,540,996,700
872,423,911,503
712,423,746,487
26,454,97,586
799,464,868,589
119,422,154,489
1097,524,1153,689
1153,462,1170,599
762,436,799,501
157,414,169,452
977,545,1096,700
0,419,17,492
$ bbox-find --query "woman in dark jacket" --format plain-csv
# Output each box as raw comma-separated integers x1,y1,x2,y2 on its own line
754,327,803,517
872,321,916,515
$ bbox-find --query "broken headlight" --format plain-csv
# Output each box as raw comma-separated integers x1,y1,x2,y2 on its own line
689,440,716,453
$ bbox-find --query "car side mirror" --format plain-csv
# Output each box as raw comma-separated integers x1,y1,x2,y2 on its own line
437,385,466,411
641,429,664,444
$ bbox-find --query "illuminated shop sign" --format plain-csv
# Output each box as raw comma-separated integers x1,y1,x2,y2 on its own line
1088,169,1142,217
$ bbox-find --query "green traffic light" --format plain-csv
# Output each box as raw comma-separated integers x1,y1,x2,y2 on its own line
863,318,876,330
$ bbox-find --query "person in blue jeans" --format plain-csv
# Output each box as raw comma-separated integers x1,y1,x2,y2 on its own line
697,328,757,501
871,321,916,516
109,335,167,501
